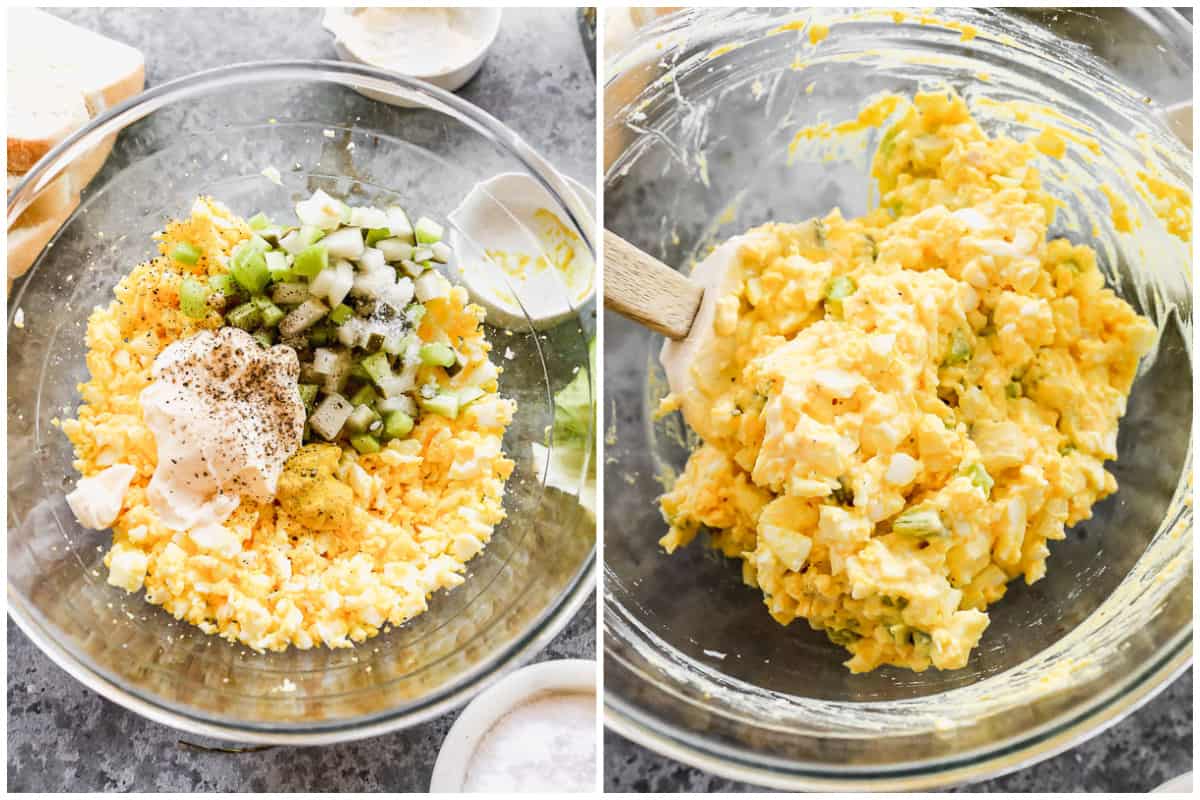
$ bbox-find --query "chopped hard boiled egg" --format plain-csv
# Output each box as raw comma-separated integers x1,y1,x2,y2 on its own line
658,90,1156,673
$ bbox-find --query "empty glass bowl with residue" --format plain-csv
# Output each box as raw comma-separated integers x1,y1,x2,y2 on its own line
603,8,1191,790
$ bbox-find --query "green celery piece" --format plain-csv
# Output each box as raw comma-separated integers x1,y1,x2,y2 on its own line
349,433,381,455
178,277,210,319
361,352,393,386
383,410,414,439
419,343,456,367
171,242,201,266
293,243,329,279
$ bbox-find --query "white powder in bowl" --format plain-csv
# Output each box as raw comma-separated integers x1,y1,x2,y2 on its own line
461,691,596,792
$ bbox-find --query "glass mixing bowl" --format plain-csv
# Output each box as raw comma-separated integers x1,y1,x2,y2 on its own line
8,61,595,743
603,8,1191,790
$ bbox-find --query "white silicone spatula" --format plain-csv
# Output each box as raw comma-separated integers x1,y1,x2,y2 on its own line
603,229,750,397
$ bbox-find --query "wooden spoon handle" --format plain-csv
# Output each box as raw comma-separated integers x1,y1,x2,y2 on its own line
603,230,703,340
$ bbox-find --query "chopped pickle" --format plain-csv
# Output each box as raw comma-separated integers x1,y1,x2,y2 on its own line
329,303,354,325
226,301,263,331
297,383,320,412
350,383,378,407
346,404,381,434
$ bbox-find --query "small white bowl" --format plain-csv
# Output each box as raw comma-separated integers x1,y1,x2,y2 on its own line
323,8,502,107
429,659,597,793
447,172,596,331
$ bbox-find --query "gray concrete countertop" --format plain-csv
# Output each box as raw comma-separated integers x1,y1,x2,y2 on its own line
7,7,595,793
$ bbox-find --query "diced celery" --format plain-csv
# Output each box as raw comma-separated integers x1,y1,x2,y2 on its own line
208,273,241,298
309,326,332,346
826,275,857,301
179,277,211,319
892,508,948,538
350,384,378,407
964,463,993,497
365,227,391,247
943,329,973,366
227,301,263,331
257,299,286,328
419,343,456,367
293,243,329,279
248,212,271,231
414,217,444,244
171,242,201,266
361,352,394,386
252,329,276,348
265,250,292,281
231,241,270,294
382,410,414,439
329,303,354,325
349,433,382,454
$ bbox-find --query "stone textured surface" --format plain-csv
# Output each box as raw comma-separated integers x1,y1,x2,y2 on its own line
605,669,1193,792
7,7,595,793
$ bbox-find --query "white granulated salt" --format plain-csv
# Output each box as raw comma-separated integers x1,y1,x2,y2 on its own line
461,691,596,793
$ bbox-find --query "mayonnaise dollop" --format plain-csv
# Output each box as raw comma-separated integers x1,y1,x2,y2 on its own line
140,327,305,530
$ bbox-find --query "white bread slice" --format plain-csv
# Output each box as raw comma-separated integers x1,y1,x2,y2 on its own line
7,9,146,117
7,10,145,288
7,10,144,176
6,78,90,174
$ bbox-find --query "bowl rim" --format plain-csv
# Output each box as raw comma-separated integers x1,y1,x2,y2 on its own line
6,59,596,744
600,5,1193,790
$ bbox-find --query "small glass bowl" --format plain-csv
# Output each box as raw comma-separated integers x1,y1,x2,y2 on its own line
8,60,595,743
603,8,1191,790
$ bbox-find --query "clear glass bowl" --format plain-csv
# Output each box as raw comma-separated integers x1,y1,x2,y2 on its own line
8,61,595,743
603,8,1191,790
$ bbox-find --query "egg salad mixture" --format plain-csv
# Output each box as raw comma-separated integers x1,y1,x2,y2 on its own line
658,91,1157,673
62,196,515,651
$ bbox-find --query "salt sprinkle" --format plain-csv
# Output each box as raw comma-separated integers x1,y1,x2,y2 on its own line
462,691,595,792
